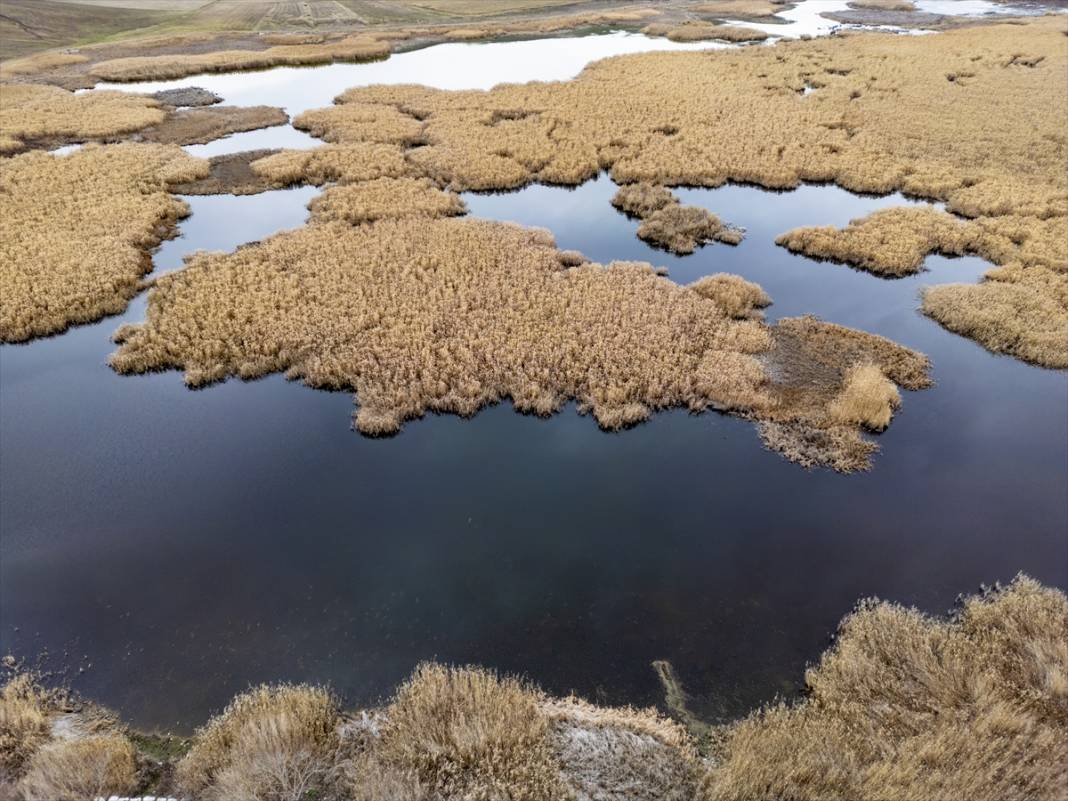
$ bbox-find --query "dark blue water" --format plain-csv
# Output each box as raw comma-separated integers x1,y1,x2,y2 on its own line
2,174,1065,733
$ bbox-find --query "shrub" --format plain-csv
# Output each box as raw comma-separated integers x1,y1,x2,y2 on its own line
18,735,138,801
177,684,341,801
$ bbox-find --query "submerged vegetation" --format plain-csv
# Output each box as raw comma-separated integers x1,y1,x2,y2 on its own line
2,577,1063,800
0,144,206,342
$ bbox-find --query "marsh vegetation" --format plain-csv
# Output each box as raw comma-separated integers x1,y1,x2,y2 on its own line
1,5,1066,799
3,578,1064,800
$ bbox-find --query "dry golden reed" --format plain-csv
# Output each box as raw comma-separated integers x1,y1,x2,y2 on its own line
612,183,745,253
18,735,138,801
176,684,341,801
250,144,411,186
0,82,165,153
776,206,1068,367
289,18,1066,368
108,216,928,470
89,36,389,82
701,576,1068,801
0,674,51,779
642,22,770,42
307,177,466,224
0,52,87,77
0,144,207,342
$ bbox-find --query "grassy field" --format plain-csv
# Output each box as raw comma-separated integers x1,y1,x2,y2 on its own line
0,0,653,59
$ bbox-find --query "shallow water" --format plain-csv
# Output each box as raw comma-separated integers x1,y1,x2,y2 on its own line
3,14,1067,732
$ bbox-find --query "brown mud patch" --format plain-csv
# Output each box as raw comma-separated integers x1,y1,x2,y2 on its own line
136,105,289,146
169,149,283,196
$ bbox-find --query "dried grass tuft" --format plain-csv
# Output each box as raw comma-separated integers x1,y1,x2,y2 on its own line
17,735,138,801
689,273,771,319
308,177,466,224
176,684,341,801
0,674,52,779
828,362,900,430
350,664,568,801
701,576,1068,801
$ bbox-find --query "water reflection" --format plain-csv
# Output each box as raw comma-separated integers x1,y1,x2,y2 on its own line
2,171,1064,732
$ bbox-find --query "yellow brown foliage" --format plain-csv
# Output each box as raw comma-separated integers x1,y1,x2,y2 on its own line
0,52,87,77
643,22,770,42
692,1,793,18
250,144,411,186
287,18,1066,367
18,735,138,801
89,36,389,82
0,82,165,153
612,183,745,253
308,177,466,224
0,144,207,342
0,674,52,779
701,576,1068,801
109,216,927,470
176,684,341,801
351,664,568,801
776,206,1068,367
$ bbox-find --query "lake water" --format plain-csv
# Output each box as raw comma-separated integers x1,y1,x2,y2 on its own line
4,9,1067,733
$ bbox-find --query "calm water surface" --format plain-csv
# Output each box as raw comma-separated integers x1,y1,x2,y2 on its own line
3,19,1066,732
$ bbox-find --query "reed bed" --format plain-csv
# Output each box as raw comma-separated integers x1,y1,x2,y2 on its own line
88,36,389,82
108,215,928,470
642,22,770,42
287,18,1065,368
0,144,208,342
776,207,1068,367
249,144,411,186
0,83,165,153
308,177,467,224
0,52,87,77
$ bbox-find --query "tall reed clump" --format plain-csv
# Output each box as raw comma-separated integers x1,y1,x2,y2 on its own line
89,36,390,82
108,216,929,471
0,144,208,342
701,575,1068,801
0,670,139,800
349,664,568,800
777,206,1068,367
293,17,1066,368
612,182,746,253
176,684,342,801
0,83,166,153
